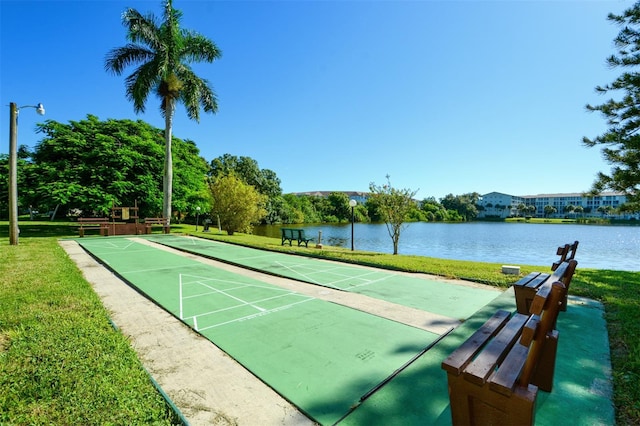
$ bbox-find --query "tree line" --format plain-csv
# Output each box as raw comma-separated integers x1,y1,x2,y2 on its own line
0,116,481,232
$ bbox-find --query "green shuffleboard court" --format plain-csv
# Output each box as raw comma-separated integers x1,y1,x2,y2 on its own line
146,234,502,320
77,237,442,425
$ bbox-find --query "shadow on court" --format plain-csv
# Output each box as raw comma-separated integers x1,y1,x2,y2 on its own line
76,236,614,425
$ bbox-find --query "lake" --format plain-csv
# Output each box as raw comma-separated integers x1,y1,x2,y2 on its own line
253,222,640,271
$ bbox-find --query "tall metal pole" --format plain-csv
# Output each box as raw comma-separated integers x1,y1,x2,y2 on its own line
8,102,19,245
350,205,355,251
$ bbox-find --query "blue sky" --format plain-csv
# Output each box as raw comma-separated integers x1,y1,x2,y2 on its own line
0,0,632,200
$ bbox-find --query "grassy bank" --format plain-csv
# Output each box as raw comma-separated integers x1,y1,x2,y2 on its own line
0,226,178,424
0,221,638,423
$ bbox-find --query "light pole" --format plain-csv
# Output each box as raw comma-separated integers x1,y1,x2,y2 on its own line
349,199,357,251
195,206,201,231
8,102,45,245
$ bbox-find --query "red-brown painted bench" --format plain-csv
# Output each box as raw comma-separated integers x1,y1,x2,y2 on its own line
77,217,109,237
144,217,170,234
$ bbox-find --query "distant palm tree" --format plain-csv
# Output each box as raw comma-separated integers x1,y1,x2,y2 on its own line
105,0,221,222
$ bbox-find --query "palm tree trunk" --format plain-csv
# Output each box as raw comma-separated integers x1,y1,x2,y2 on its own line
163,102,175,223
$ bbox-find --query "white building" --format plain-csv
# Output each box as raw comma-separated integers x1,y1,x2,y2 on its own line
477,191,635,219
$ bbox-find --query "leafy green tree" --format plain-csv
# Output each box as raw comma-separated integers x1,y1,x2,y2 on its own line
28,116,208,218
310,196,333,222
327,192,351,222
583,2,640,210
420,197,450,221
0,147,34,219
171,139,211,221
282,194,321,223
210,154,282,199
440,192,480,221
619,202,640,218
105,0,221,222
574,205,585,218
209,174,267,235
544,205,557,218
209,154,282,222
369,176,418,255
597,205,614,217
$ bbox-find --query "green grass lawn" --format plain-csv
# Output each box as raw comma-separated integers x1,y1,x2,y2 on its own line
0,221,638,424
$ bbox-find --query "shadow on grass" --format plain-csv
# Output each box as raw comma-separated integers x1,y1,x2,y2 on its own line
0,222,78,239
571,269,640,424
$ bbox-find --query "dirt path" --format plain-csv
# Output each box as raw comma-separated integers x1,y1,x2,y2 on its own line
60,238,499,425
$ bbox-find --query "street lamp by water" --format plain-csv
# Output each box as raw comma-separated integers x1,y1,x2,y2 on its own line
8,102,45,246
349,199,357,251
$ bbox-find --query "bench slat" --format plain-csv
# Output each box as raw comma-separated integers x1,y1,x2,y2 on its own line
442,310,511,375
488,341,530,396
524,274,549,289
514,272,541,286
463,313,528,386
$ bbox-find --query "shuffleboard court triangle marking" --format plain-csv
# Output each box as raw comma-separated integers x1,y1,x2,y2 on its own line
196,297,315,332
179,273,295,293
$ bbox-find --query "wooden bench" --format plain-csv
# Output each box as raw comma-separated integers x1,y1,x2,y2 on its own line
513,257,578,314
281,228,313,247
441,279,567,425
77,218,109,237
144,217,170,234
552,240,579,271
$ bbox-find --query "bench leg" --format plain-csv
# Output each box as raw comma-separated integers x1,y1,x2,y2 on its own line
79,228,85,238
531,330,558,392
446,372,537,425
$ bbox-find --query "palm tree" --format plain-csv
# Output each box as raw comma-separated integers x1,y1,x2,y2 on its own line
105,0,220,222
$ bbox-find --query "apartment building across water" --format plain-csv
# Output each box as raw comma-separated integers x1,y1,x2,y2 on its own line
477,191,636,219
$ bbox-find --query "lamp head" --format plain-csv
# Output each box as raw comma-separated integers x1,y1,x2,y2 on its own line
36,103,45,115
349,199,357,207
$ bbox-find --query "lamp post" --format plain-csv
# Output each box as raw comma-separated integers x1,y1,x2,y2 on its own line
8,102,45,245
349,199,357,251
195,206,201,231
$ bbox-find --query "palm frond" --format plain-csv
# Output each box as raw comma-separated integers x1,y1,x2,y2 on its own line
122,8,161,50
105,44,155,75
180,31,222,63
177,67,218,121
124,61,160,114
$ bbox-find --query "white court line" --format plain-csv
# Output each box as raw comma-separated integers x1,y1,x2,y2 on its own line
183,284,292,300
274,261,323,285
119,264,204,275
90,248,161,258
186,292,310,319
196,298,315,332
179,274,294,293
273,260,396,290
80,240,137,251
194,280,268,312
179,274,184,319
323,271,394,288
232,252,282,263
